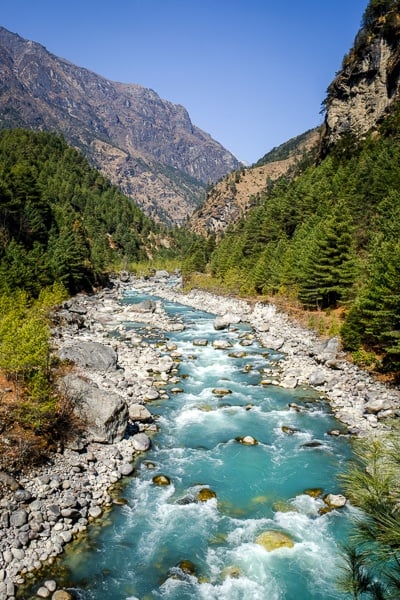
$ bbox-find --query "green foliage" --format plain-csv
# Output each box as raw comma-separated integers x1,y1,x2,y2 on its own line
206,101,400,371
0,128,156,295
0,285,67,432
339,435,400,598
297,202,358,308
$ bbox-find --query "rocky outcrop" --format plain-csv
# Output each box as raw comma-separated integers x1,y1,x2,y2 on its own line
59,374,128,444
58,341,118,371
322,11,400,150
0,26,240,225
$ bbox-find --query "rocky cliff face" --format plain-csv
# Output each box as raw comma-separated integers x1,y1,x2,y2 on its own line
0,26,240,224
322,8,400,149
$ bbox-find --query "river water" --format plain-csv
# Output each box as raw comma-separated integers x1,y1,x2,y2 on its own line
31,289,353,599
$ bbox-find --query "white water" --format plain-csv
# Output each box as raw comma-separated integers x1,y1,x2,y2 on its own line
26,292,353,599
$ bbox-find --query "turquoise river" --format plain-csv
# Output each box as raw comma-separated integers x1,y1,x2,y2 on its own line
26,287,355,599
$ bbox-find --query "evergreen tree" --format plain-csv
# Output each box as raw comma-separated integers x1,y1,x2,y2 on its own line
297,202,358,308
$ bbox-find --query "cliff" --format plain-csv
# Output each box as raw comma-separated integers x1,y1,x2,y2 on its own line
322,4,400,149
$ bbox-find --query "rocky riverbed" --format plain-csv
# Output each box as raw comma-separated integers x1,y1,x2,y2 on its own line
1,271,400,600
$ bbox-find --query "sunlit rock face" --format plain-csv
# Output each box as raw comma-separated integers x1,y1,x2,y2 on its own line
322,15,400,151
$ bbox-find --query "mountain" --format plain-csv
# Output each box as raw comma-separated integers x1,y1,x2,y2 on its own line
190,128,321,236
0,26,241,225
321,1,400,152
191,2,400,239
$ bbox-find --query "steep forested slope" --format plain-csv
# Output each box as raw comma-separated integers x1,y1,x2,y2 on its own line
200,1,400,374
189,128,321,237
0,129,157,294
207,105,400,372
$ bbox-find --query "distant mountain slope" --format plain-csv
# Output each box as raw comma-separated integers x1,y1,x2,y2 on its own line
0,26,241,225
190,128,321,236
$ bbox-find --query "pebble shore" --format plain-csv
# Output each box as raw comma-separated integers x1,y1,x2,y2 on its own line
1,273,399,599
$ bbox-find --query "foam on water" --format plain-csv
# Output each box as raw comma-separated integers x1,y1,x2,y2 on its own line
30,290,353,600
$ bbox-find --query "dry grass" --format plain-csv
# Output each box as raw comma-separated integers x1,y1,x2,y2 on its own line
0,367,79,474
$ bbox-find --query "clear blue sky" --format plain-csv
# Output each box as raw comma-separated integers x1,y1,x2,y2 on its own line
2,0,368,164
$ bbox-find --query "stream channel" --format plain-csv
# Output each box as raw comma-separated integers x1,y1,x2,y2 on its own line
29,287,354,599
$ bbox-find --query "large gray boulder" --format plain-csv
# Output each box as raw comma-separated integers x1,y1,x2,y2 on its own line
153,270,170,280
58,341,117,371
313,337,340,363
128,300,157,313
309,369,327,387
128,404,153,422
364,394,395,415
60,375,128,443
213,313,241,331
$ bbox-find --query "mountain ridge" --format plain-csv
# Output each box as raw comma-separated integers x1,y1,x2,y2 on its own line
0,26,241,224
189,127,321,236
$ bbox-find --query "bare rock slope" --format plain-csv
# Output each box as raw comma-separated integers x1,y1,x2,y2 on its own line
0,26,241,224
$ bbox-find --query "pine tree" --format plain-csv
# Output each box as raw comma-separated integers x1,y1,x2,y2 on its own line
298,202,358,308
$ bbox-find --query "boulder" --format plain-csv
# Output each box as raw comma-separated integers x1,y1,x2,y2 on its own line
129,299,157,313
323,493,347,508
128,404,153,422
0,471,20,491
143,388,160,401
10,508,28,528
309,369,327,387
176,559,197,575
260,336,285,351
88,506,102,519
197,488,217,502
152,474,171,485
212,388,232,396
119,270,130,282
193,339,208,346
153,270,170,280
36,586,51,598
212,339,233,350
119,463,135,476
214,313,241,331
52,591,74,600
60,374,128,443
314,337,340,363
236,435,258,445
58,341,117,371
280,375,298,389
132,433,151,452
281,425,299,435
256,530,294,551
364,395,394,414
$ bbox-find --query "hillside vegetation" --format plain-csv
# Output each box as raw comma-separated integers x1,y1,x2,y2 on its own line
0,129,159,295
190,128,321,237
195,104,400,375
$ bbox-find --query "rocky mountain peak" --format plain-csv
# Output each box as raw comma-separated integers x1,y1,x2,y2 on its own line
0,26,241,224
